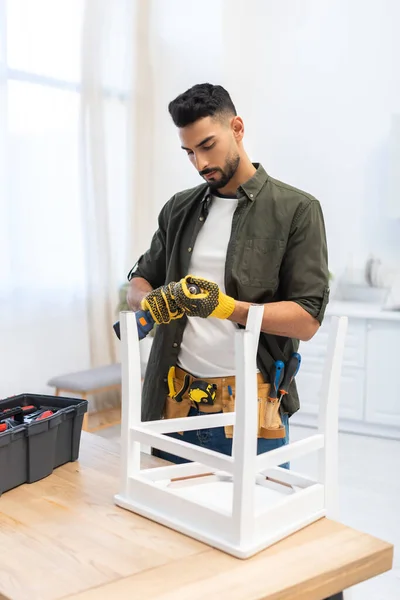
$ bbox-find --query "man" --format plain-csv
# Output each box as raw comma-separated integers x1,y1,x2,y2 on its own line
127,83,330,464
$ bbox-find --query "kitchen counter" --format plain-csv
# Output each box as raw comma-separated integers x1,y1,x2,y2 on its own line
326,300,400,321
295,299,400,439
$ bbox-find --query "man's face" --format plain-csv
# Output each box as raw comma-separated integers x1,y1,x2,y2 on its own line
179,116,240,191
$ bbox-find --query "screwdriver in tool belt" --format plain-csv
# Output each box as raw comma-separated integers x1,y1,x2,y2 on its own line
278,352,301,406
268,360,285,402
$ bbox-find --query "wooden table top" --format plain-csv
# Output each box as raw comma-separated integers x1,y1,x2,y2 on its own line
0,431,393,600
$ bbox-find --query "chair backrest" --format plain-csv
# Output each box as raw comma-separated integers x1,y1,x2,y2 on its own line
318,315,348,517
231,307,348,536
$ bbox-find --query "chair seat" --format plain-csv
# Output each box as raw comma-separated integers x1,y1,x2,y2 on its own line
48,363,122,392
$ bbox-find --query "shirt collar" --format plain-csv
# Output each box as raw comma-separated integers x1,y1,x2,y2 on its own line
202,163,268,203
238,163,268,201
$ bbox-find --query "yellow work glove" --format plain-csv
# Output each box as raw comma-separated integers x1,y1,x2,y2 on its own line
140,282,183,325
174,275,235,319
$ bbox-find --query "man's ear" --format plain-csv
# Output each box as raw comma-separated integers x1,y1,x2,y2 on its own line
231,116,244,143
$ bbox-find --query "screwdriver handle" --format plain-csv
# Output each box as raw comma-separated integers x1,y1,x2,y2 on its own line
135,310,155,340
269,360,285,400
279,352,302,396
113,282,200,341
113,309,155,341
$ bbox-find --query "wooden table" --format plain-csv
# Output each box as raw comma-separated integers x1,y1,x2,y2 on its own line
0,432,393,600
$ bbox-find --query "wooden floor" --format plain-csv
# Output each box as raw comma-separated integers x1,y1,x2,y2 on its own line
291,425,400,599
96,423,400,599
85,406,121,433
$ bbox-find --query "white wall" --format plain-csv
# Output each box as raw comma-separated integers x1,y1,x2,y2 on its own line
4,1,398,398
144,0,224,237
0,294,90,398
146,0,400,279
224,0,400,274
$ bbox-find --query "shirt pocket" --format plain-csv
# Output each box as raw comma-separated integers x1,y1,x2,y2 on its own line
239,238,285,288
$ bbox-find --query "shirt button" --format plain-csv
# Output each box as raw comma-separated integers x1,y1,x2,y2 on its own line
250,193,254,198
199,216,204,222
163,377,167,383
172,342,179,348
188,247,192,252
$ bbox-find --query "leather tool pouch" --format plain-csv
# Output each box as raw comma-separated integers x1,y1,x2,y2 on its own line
164,373,191,425
258,383,286,439
222,390,235,438
222,382,286,440
164,395,191,420
163,374,219,432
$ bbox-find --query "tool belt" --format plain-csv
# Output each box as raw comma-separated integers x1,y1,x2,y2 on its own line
164,366,286,440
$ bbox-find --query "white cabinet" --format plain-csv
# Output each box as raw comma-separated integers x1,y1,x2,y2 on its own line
295,369,321,415
293,304,400,439
296,362,365,421
365,320,400,427
337,367,365,421
389,113,400,218
297,318,366,420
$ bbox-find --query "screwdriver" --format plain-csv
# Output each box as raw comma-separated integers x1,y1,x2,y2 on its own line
0,405,38,425
268,360,285,402
113,282,200,341
278,352,302,405
113,309,154,341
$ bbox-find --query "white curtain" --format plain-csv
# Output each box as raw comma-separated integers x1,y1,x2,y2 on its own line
80,0,134,368
0,0,148,400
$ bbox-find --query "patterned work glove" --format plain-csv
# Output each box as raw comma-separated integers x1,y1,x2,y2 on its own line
140,283,183,324
174,275,235,319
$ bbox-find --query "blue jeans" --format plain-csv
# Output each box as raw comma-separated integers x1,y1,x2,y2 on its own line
153,408,290,468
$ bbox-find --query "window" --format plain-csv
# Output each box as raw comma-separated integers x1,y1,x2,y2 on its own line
7,0,83,81
1,0,131,293
0,0,133,395
1,0,84,293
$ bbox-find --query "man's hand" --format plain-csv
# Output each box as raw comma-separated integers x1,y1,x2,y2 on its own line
126,277,153,312
174,275,235,319
140,283,183,324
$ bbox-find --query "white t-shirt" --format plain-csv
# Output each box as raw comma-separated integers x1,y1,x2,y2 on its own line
177,194,238,377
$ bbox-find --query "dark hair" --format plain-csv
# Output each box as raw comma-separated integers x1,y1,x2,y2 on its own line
168,83,237,128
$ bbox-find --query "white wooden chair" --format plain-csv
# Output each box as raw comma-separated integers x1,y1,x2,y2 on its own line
114,306,348,559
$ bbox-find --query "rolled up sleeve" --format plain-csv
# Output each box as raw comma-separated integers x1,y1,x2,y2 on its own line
279,199,330,324
127,202,169,289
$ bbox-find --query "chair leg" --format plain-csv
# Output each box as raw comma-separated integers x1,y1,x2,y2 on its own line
54,388,60,397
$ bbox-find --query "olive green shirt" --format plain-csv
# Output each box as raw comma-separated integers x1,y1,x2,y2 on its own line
128,164,330,420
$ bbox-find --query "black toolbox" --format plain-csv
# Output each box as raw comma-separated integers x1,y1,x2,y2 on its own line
0,393,88,496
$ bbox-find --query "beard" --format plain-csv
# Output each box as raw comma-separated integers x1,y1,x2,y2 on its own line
200,153,240,190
